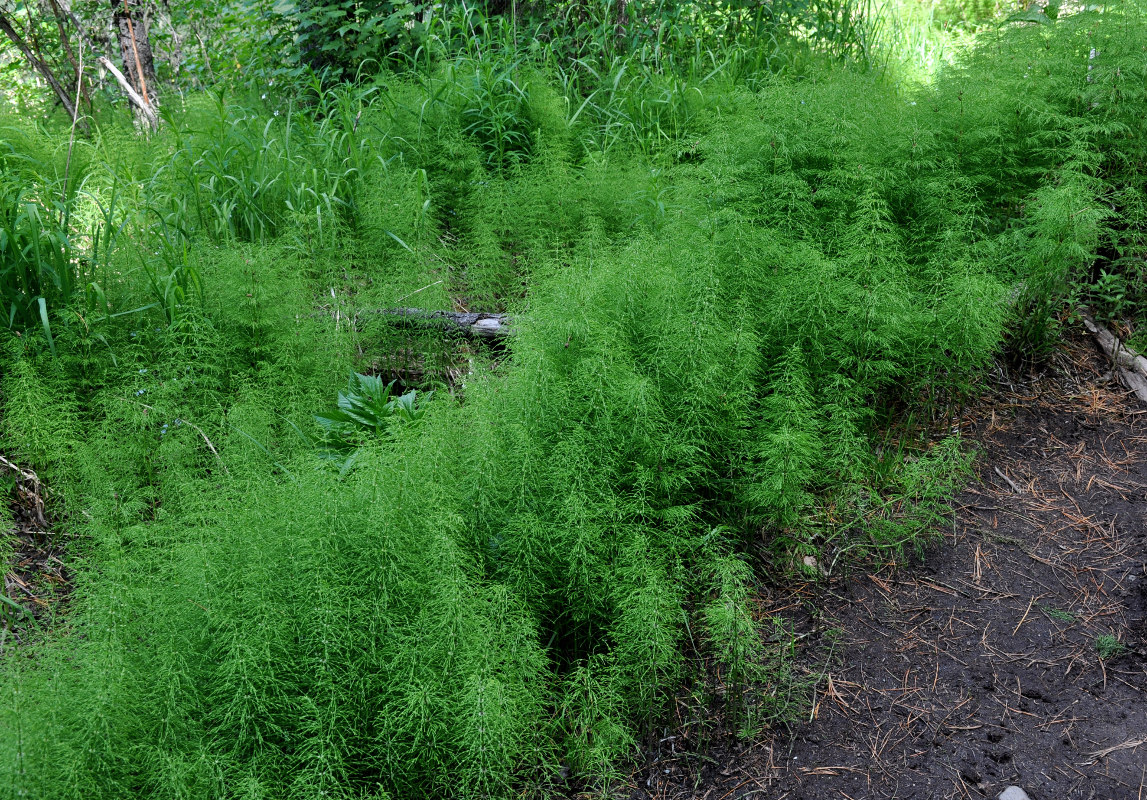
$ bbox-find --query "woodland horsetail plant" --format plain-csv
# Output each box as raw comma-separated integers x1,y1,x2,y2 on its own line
1,0,1146,798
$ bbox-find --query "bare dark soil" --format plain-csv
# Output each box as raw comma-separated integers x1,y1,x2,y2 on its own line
626,336,1147,800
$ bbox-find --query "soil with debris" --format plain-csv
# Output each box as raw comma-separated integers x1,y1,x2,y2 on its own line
1,458,68,647
624,334,1147,800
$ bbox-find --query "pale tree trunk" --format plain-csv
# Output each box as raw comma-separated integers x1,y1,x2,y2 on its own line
62,0,159,129
52,0,156,127
111,0,159,126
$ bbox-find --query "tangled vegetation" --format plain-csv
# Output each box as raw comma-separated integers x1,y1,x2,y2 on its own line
1,0,1145,797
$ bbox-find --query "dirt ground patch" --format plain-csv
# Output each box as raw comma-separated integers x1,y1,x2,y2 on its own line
1,457,67,646
625,336,1147,800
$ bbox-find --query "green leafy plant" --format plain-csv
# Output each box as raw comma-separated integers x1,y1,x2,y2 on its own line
456,55,537,170
135,219,205,327
286,0,429,79
1096,634,1127,660
1127,331,1146,355
1090,269,1131,326
1040,605,1076,623
314,372,431,471
0,185,76,339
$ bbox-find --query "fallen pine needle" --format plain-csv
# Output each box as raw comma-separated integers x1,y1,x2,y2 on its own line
1013,596,1035,636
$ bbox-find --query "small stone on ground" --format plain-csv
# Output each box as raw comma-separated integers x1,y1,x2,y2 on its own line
998,786,1031,800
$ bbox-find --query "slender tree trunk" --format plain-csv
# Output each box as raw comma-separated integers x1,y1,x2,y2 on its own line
46,0,93,113
43,0,78,76
111,0,159,124
0,12,82,124
1,1,157,132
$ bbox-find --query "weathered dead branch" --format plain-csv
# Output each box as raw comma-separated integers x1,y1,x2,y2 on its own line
1079,308,1147,404
359,308,511,340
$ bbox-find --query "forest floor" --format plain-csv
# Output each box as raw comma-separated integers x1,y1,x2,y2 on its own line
627,329,1147,800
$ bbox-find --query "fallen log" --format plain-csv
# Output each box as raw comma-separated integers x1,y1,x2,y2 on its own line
1079,308,1147,404
358,308,511,340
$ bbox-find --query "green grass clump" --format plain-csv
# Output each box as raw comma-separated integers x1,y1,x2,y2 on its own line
1095,634,1127,660
1,2,1147,797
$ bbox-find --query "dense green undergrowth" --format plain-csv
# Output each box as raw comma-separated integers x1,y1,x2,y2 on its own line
1,3,1146,797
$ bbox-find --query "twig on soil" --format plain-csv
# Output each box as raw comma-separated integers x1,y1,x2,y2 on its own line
1078,737,1147,766
1012,596,1035,636
715,778,756,800
918,578,971,598
993,466,1023,494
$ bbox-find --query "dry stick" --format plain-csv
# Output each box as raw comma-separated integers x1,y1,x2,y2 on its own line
0,454,48,528
993,465,1023,494
393,280,444,304
95,56,157,129
117,399,229,475
1079,737,1147,766
0,455,42,490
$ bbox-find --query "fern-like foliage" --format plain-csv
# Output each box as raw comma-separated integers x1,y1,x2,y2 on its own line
2,2,1147,797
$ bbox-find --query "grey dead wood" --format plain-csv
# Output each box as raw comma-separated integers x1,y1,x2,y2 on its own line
352,308,511,340
1079,308,1147,404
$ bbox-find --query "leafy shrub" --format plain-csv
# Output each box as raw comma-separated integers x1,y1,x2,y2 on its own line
287,0,429,79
